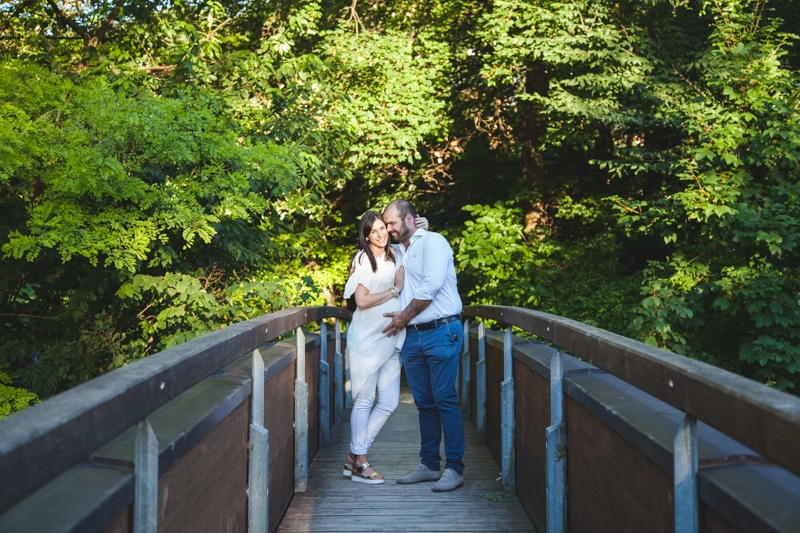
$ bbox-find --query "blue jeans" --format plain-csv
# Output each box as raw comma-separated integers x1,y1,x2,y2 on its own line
401,320,465,475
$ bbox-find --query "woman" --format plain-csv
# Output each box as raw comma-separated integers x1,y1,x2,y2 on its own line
342,210,425,483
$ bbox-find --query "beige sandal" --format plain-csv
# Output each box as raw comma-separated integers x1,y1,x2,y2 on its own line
351,462,385,484
342,452,356,477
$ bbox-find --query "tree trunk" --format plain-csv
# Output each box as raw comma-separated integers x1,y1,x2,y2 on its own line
522,60,550,231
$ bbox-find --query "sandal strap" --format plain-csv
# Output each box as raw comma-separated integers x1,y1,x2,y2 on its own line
355,462,383,480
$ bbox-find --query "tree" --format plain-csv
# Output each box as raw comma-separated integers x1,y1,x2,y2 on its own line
0,0,467,396
473,0,800,388
0,61,318,395
2,0,799,401
618,1,800,387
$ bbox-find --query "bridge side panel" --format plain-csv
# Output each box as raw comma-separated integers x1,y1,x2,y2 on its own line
483,336,505,465
157,400,250,531
562,375,740,533
514,359,549,533
95,343,300,533
509,338,743,533
566,398,672,532
305,335,321,463
264,352,298,533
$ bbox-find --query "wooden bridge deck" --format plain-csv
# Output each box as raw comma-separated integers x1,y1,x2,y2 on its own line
278,385,538,533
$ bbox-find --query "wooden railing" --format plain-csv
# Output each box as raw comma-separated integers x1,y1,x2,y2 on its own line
2,304,799,532
0,306,350,532
461,305,800,533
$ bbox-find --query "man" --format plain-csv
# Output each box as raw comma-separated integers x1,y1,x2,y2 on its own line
382,199,465,492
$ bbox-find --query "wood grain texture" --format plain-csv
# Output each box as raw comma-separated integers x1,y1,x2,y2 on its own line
278,382,538,533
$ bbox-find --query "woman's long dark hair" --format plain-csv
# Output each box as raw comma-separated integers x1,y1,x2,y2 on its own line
353,211,395,273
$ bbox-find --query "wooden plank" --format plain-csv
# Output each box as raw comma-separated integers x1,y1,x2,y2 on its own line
278,384,538,533
462,305,800,478
266,362,299,533
158,401,249,532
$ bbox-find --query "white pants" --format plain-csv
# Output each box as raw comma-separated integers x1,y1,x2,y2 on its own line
350,350,401,455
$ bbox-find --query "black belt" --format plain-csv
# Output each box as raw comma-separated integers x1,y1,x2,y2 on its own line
408,314,461,331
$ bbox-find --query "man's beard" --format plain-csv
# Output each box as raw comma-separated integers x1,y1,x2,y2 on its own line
392,222,412,244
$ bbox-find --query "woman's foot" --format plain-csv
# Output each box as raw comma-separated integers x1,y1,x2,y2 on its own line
342,452,356,477
351,461,385,484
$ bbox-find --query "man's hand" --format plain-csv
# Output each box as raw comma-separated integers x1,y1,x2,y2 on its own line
383,299,431,336
382,310,409,337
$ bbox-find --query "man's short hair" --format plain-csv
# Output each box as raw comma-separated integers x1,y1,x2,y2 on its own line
388,199,418,220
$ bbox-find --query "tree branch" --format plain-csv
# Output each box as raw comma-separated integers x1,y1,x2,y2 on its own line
0,0,39,33
45,0,90,44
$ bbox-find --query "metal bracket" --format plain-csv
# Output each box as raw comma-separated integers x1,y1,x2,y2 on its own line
460,318,472,416
319,321,330,447
546,349,567,533
248,424,269,532
476,321,487,444
334,318,344,423
501,326,515,491
344,322,353,409
674,414,698,533
295,328,308,493
248,347,269,532
134,418,158,533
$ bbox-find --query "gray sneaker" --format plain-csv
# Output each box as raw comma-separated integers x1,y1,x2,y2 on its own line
396,464,440,484
431,468,464,492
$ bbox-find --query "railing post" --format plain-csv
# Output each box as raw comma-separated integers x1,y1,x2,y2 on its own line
344,322,353,409
476,321,487,444
319,321,330,447
334,318,344,423
546,350,567,533
134,418,158,533
501,325,515,491
295,327,309,492
674,414,698,533
460,317,471,416
248,347,269,533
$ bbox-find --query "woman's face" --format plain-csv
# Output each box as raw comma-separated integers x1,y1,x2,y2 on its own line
367,218,389,250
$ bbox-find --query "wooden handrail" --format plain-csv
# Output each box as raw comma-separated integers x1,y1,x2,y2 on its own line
462,305,800,478
5,302,799,523
0,306,351,515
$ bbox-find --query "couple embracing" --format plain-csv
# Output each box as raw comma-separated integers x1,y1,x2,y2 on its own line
342,199,465,493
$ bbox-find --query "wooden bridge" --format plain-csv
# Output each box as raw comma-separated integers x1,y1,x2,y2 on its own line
278,385,535,533
1,305,799,532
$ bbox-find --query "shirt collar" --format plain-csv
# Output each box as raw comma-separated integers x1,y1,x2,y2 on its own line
403,228,426,251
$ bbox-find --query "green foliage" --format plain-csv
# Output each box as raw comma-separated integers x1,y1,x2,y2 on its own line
0,60,326,397
0,369,39,420
116,269,321,360
456,202,543,307
478,0,652,153
455,201,640,335
2,0,800,405
482,491,514,503
629,259,706,353
321,27,451,185
0,62,297,271
608,1,800,388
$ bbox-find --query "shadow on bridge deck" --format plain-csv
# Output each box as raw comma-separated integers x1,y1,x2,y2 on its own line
278,383,537,533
